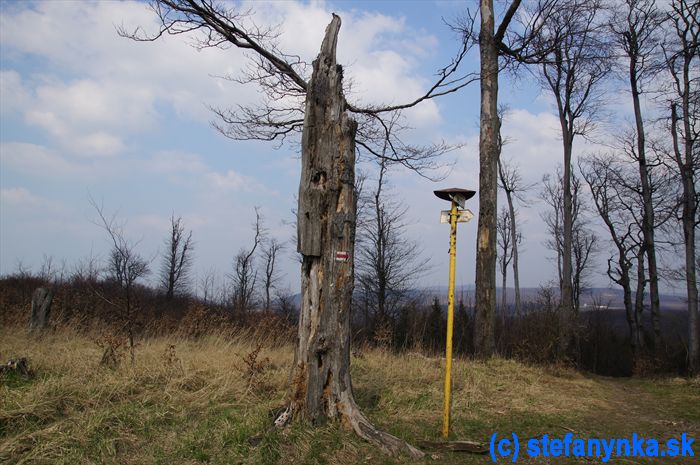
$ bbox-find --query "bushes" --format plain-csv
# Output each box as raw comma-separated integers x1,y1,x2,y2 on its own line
0,274,689,376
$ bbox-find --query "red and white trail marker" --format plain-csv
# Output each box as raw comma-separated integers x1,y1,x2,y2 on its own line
335,251,350,262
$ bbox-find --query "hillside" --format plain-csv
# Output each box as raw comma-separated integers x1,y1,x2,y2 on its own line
1,328,698,465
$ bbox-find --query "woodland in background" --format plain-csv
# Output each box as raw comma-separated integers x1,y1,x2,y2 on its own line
0,266,689,378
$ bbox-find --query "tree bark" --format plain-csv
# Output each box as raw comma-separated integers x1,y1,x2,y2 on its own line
634,251,646,357
559,123,574,359
503,186,521,316
682,170,698,374
290,15,423,458
617,259,635,362
629,45,661,353
674,104,698,374
666,0,699,376
474,0,498,358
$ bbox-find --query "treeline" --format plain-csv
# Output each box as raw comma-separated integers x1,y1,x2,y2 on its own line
0,264,689,377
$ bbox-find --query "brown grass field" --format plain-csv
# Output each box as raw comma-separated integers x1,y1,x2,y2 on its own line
1,327,698,464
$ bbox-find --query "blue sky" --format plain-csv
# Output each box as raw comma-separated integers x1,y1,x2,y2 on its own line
0,0,661,297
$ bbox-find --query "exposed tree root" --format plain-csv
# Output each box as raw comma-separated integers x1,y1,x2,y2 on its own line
267,399,424,459
345,409,425,459
337,397,425,459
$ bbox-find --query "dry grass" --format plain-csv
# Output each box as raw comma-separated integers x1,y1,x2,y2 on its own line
1,328,698,464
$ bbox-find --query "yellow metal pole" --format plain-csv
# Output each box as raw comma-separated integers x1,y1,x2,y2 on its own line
442,200,458,439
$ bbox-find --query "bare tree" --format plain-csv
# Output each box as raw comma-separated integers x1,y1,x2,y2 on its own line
90,198,150,363
581,153,646,362
261,237,283,311
540,169,597,317
356,153,430,341
661,0,699,374
72,250,101,284
160,214,194,300
498,157,531,316
230,207,263,316
608,0,666,354
274,287,298,323
198,266,217,305
530,0,611,356
455,0,561,357
572,221,597,313
496,206,514,316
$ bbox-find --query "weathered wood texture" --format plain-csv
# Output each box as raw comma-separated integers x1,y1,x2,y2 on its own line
29,287,52,331
292,15,422,458
474,0,498,358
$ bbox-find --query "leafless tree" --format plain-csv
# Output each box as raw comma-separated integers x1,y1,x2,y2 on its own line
540,169,597,317
609,0,666,354
529,0,611,357
38,254,57,284
230,207,263,316
496,206,514,316
90,198,150,363
72,251,101,284
572,220,597,313
581,152,646,362
454,0,561,357
356,153,430,341
498,157,532,316
660,0,699,374
198,266,217,305
261,237,283,311
618,128,678,350
274,287,298,323
160,214,194,300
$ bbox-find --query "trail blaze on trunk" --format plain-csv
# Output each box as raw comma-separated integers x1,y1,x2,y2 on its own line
290,14,423,458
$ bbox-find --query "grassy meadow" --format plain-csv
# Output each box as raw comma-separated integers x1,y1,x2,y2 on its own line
1,327,699,465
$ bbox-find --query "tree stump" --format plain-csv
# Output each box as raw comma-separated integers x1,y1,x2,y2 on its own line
29,287,52,331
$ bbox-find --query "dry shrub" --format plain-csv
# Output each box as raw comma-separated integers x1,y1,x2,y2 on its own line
178,302,228,339
242,311,295,348
373,318,393,349
633,353,664,377
235,342,276,398
161,344,183,374
238,343,271,379
94,333,126,369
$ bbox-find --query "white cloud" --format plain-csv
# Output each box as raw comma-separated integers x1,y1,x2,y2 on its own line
0,142,90,178
71,132,125,157
1,187,43,208
207,170,257,191
1,1,447,141
0,70,29,114
149,151,209,176
146,150,259,193
0,186,66,215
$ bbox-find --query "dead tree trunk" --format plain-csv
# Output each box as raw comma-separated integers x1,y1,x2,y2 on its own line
290,15,422,458
29,287,52,331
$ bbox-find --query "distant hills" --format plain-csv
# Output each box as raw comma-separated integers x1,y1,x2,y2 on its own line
290,286,689,311
416,286,689,311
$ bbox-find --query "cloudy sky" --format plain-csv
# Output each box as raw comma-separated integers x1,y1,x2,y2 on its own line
0,0,662,296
